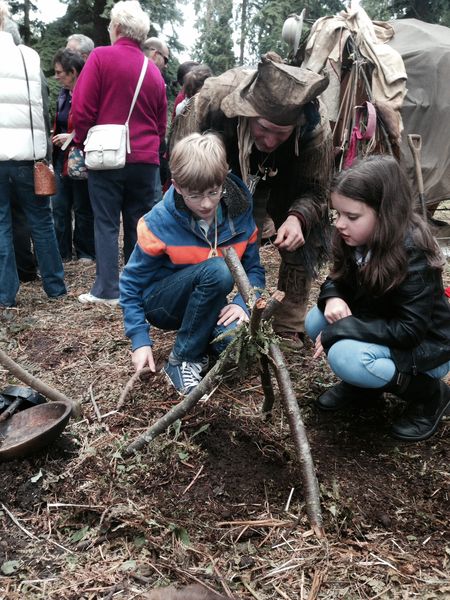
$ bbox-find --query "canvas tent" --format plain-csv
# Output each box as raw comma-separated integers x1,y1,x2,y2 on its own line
388,19,450,209
299,10,450,211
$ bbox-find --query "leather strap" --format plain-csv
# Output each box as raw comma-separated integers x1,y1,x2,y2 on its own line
124,57,149,153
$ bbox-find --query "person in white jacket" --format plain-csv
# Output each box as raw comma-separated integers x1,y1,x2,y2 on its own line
0,1,66,307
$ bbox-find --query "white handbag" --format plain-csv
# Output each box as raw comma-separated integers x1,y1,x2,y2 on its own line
83,58,148,170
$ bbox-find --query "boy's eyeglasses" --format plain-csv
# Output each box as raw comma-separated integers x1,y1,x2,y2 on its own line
183,187,222,202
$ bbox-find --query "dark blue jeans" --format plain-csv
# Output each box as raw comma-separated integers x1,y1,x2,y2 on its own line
11,189,37,281
52,155,95,260
88,163,159,299
143,258,235,362
0,161,66,306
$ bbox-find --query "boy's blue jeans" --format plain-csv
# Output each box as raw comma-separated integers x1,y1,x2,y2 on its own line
143,258,239,362
305,306,450,388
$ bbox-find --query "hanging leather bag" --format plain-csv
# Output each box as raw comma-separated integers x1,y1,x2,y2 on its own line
19,49,57,196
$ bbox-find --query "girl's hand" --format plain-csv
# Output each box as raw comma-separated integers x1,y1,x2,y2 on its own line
217,304,249,327
132,346,155,372
52,133,70,147
324,297,352,323
313,332,324,359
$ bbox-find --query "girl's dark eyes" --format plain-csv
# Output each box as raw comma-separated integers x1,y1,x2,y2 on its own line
348,215,358,221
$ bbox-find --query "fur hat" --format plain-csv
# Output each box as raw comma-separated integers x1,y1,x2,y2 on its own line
220,54,328,126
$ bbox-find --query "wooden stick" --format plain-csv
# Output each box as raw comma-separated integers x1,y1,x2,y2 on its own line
0,348,80,417
250,298,266,337
269,343,324,538
124,361,224,455
223,246,255,307
116,367,154,411
261,290,285,321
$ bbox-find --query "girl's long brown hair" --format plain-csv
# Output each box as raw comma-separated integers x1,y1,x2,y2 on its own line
329,155,443,295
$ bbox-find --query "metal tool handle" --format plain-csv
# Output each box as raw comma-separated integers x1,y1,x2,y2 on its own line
407,134,427,219
0,398,24,423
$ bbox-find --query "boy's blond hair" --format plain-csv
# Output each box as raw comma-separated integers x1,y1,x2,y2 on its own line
170,132,229,192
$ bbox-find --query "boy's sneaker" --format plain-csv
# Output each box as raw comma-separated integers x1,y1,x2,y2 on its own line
198,355,210,375
164,356,207,395
78,292,119,306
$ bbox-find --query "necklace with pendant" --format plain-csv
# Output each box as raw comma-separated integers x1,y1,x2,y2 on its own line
248,152,278,194
201,209,219,258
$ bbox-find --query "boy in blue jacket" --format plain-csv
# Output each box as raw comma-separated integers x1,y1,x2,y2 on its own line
120,133,265,395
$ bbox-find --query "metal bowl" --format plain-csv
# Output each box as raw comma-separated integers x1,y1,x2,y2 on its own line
0,401,72,461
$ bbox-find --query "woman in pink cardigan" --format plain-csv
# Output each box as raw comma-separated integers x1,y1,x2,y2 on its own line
72,0,167,305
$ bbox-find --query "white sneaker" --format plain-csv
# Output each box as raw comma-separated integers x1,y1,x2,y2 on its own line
78,292,119,306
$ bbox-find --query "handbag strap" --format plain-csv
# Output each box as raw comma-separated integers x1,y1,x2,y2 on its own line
61,130,75,151
125,57,148,126
18,47,36,162
124,57,148,153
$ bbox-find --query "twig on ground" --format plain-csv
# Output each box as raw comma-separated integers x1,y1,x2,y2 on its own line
1,502,36,539
116,367,154,411
89,383,102,421
182,464,204,495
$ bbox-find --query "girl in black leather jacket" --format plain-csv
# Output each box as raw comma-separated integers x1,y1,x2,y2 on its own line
305,155,450,442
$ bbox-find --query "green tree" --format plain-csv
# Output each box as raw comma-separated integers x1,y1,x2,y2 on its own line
361,0,450,26
193,0,235,74
8,0,44,43
240,0,343,64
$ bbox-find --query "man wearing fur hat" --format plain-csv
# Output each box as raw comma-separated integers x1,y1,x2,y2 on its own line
170,53,333,347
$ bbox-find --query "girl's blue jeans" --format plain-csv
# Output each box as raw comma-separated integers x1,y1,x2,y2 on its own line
305,306,450,388
143,258,241,362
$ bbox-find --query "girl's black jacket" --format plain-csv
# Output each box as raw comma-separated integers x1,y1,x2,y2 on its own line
317,243,450,374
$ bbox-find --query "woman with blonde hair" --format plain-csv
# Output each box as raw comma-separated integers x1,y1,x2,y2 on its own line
72,0,167,305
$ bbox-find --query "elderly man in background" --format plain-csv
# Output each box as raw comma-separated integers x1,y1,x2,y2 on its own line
66,33,94,60
171,53,333,348
143,36,169,73
143,35,171,195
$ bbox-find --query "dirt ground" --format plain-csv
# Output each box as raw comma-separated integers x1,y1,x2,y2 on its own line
0,239,449,600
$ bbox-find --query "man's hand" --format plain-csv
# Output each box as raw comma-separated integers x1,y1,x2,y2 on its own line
324,297,352,323
217,304,249,327
273,215,305,251
132,346,155,372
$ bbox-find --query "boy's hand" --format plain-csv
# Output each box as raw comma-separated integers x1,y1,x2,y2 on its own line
273,215,305,251
217,304,249,327
324,298,352,323
132,346,155,372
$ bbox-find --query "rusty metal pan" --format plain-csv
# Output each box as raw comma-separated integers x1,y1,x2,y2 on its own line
0,401,72,461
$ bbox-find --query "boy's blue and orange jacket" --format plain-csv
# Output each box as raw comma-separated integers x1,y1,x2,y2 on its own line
120,173,265,350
